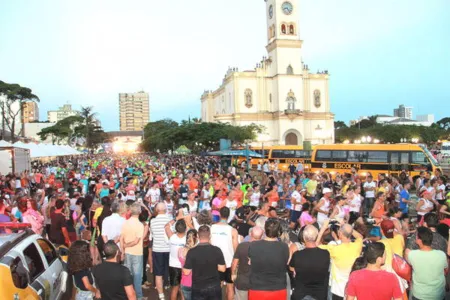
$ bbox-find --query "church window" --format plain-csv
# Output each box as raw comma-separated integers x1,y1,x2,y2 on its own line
281,24,286,34
272,25,276,38
314,89,321,108
269,27,273,39
269,93,272,103
289,24,295,35
244,89,253,108
287,65,294,75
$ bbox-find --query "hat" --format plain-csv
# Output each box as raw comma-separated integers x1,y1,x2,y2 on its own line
323,188,333,194
380,219,395,239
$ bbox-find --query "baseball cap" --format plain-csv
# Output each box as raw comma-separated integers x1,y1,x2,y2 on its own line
323,188,333,194
380,219,395,238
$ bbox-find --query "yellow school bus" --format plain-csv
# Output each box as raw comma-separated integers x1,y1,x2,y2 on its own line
237,145,312,171
310,143,442,180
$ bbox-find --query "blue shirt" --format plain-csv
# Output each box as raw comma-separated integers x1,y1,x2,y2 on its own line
399,189,410,214
99,188,110,198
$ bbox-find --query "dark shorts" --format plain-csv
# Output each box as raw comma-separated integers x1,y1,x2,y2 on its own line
290,210,302,223
220,267,233,284
152,252,169,277
169,267,182,286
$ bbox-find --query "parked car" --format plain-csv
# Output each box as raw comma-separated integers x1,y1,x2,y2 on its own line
0,224,68,300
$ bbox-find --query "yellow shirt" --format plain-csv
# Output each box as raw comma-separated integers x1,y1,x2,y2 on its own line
93,207,103,222
305,180,318,196
121,217,144,256
320,238,363,297
381,234,405,258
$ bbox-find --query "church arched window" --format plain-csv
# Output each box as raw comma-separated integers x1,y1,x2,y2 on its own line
281,24,286,34
289,24,295,35
272,25,276,38
287,65,294,75
244,89,253,108
286,90,297,110
269,93,272,103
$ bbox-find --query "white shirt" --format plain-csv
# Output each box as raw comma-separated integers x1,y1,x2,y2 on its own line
165,200,174,219
250,192,260,207
263,164,269,173
169,234,186,268
363,181,376,198
291,190,302,211
349,195,362,213
150,214,171,253
436,184,446,201
226,200,238,223
211,224,234,267
146,188,161,206
102,213,126,246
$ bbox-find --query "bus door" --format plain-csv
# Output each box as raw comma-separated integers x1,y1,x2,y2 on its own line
389,152,409,176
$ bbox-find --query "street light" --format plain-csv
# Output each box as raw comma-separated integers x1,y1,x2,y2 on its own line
361,136,367,143
257,134,270,161
411,137,419,143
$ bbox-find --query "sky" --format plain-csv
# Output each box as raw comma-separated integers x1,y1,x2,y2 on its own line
0,0,449,131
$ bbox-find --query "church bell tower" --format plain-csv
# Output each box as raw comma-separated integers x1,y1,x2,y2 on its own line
265,0,303,77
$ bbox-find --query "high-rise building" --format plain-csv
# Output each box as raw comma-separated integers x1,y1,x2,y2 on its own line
119,91,150,131
393,105,413,120
22,101,39,124
47,104,80,123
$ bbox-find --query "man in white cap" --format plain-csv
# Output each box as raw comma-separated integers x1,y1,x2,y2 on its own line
315,187,333,228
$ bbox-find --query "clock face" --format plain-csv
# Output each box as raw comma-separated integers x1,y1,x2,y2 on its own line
269,5,273,19
282,1,293,15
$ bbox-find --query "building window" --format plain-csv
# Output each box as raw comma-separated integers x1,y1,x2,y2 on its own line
281,24,287,34
269,93,272,103
289,24,295,35
314,89,321,108
287,65,293,75
244,89,253,108
286,90,297,110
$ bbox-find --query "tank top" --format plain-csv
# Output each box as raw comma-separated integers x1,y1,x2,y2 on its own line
321,198,330,214
165,200,174,219
349,195,362,213
418,199,433,216
211,224,234,267
226,200,238,222
335,205,346,220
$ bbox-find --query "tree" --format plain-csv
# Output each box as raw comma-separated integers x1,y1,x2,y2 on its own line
0,81,39,142
436,117,450,130
80,106,97,149
142,119,263,153
334,121,347,130
37,115,83,145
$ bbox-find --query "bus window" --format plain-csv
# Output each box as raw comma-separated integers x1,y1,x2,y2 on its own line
272,150,296,158
316,150,332,161
332,150,347,162
391,152,409,164
411,151,428,164
367,151,388,163
295,150,310,158
348,151,367,162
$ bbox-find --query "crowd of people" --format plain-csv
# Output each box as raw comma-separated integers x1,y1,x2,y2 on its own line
1,153,450,300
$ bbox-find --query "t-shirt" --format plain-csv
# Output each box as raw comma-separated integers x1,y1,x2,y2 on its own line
49,212,67,245
73,269,94,291
233,242,251,291
381,234,405,257
305,180,317,196
320,238,363,297
398,189,409,214
300,212,313,228
248,240,289,291
93,261,133,300
346,269,402,300
363,181,376,198
150,214,171,252
408,249,448,300
121,217,144,256
169,234,186,268
291,190,302,211
184,243,225,290
289,247,330,300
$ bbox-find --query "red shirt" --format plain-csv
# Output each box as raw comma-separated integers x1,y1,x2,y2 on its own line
346,269,402,300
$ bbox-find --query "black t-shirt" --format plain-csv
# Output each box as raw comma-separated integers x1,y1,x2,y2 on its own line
248,240,289,291
233,242,251,290
50,212,67,245
73,269,94,291
179,185,188,200
93,261,133,300
289,248,330,300
184,243,225,290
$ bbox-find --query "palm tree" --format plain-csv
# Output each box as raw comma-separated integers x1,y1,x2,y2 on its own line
80,106,96,149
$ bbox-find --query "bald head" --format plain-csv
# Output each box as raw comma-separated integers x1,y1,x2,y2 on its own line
250,226,264,241
303,225,319,243
340,224,353,239
155,202,166,214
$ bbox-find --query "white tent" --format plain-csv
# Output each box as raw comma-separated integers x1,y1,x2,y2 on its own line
11,142,82,158
0,140,12,147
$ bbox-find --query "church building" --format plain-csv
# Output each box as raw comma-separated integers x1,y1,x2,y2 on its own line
201,0,335,145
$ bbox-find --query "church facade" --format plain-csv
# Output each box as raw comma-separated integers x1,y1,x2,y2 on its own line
201,0,335,146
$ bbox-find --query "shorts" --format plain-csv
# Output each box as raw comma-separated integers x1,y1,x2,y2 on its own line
152,252,169,277
220,267,233,284
290,210,302,223
169,267,182,286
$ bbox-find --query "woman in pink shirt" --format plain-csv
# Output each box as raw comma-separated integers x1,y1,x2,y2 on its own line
178,229,198,300
211,190,223,223
22,198,44,235
299,202,316,228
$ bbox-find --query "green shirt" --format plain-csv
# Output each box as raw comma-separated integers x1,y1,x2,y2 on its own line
408,249,447,300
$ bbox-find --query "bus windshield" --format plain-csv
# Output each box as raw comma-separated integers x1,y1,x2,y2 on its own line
419,144,439,166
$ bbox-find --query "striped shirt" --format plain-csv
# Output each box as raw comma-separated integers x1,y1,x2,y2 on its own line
150,214,171,252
